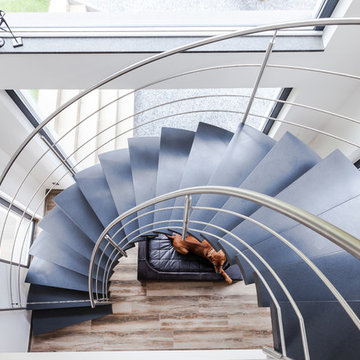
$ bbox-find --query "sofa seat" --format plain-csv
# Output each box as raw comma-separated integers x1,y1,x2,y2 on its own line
137,234,242,281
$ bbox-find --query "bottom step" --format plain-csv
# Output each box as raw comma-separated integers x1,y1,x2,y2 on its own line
27,284,95,310
32,304,112,335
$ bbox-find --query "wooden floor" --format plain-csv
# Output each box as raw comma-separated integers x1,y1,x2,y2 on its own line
31,246,273,352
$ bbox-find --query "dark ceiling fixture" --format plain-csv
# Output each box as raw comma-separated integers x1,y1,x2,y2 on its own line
0,10,23,48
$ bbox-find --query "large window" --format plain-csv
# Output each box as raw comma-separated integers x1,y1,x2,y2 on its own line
0,0,339,33
0,201,35,267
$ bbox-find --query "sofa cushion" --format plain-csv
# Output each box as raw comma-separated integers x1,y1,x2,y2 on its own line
148,234,219,273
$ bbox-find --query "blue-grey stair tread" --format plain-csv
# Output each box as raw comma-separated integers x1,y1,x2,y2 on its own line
38,207,112,263
191,124,276,230
253,251,360,307
99,149,139,239
222,150,360,260
75,164,126,242
128,136,160,230
154,127,195,226
201,131,321,243
29,231,103,280
54,184,106,244
233,253,255,286
270,301,360,360
39,208,93,258
32,304,112,335
170,122,234,222
27,284,93,310
217,238,243,266
26,257,103,293
239,194,360,282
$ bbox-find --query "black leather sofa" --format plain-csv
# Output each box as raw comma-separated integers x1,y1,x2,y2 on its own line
137,234,242,281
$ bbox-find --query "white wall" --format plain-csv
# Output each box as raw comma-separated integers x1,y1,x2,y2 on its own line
0,262,31,352
268,0,360,159
0,91,74,216
0,262,29,309
0,309,31,352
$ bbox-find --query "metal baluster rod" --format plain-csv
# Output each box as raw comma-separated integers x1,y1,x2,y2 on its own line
182,195,192,241
40,136,76,176
241,30,278,125
104,234,127,257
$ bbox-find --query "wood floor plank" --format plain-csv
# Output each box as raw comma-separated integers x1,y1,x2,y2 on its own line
31,247,273,352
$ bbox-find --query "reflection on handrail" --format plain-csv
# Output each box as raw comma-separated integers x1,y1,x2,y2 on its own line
3,17,360,184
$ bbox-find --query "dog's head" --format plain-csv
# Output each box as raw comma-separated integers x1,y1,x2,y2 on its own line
207,249,226,273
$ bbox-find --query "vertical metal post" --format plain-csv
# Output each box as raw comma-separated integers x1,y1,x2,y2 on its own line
40,135,76,177
182,195,192,241
241,30,278,126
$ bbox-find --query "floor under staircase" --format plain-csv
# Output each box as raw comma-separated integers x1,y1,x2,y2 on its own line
25,119,360,359
30,244,272,351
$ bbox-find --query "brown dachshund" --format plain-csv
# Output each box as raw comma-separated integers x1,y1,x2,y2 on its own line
166,232,232,284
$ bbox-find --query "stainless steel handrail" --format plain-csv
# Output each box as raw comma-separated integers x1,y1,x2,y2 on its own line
2,16,360,357
11,103,360,306
192,206,360,329
102,223,289,358
241,30,277,125
93,206,184,298
3,18,360,311
86,191,360,357
89,186,360,293
2,17,360,185
195,228,307,359
11,86,360,304
97,201,360,336
7,49,360,305
88,193,360,359
7,57,360,274
1,18,359,306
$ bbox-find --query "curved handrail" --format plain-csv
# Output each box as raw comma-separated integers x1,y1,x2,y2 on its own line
89,186,360,294
5,17,360,311
6,18,360,306
94,202,360,335
102,223,290,358
2,17,360,185
10,104,360,306
88,188,360,358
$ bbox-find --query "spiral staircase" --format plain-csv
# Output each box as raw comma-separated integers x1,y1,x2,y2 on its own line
2,17,360,360
22,118,360,360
